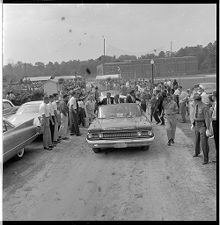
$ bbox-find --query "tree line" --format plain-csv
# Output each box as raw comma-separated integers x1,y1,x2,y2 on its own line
3,41,216,83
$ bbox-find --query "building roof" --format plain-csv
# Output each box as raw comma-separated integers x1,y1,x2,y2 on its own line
96,74,121,80
23,75,82,82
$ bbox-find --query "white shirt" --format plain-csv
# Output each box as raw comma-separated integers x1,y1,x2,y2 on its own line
174,89,180,96
201,92,210,105
78,100,84,108
39,102,50,117
68,96,77,110
48,102,55,116
52,101,58,111
212,101,216,120
179,91,188,104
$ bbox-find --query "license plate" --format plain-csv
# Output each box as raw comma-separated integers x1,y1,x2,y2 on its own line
114,143,127,148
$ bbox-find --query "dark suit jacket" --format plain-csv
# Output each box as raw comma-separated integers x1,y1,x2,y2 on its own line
126,95,141,103
101,97,114,105
114,98,125,104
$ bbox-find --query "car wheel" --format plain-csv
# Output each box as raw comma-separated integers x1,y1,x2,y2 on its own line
93,148,101,153
15,148,25,160
141,146,150,151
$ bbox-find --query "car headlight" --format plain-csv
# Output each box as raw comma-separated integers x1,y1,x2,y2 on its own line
98,133,103,138
88,133,93,139
148,130,153,136
137,131,142,136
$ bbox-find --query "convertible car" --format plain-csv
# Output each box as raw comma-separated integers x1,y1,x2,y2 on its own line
3,118,39,163
86,103,155,153
99,90,127,102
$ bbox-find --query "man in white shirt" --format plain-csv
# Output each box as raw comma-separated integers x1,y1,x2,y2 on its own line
39,96,53,150
198,85,210,106
68,91,80,136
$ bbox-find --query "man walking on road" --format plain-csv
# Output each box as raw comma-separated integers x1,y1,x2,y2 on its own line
39,96,53,150
162,93,179,146
48,95,56,145
191,93,210,165
179,86,188,123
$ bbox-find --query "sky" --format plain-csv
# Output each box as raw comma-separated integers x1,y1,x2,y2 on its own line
3,4,216,65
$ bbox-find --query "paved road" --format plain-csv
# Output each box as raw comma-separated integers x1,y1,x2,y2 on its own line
3,123,216,221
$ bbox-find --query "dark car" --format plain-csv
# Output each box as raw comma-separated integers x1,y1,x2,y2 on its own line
86,103,155,153
3,99,19,118
3,118,39,163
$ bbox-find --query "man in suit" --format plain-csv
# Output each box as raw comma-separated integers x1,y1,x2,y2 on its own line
114,94,125,104
126,90,140,103
101,92,114,105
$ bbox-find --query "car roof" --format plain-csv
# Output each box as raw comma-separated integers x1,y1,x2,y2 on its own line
21,100,42,105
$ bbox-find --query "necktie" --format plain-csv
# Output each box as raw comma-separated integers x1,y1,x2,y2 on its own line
195,104,198,118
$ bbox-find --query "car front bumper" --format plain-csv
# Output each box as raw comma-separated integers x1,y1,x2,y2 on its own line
86,136,155,149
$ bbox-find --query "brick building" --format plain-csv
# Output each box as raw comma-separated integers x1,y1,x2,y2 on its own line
97,56,198,80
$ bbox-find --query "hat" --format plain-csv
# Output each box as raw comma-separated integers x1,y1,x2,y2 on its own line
193,93,201,100
212,90,216,97
199,84,204,89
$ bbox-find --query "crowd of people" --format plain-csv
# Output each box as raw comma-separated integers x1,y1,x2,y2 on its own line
37,77,216,165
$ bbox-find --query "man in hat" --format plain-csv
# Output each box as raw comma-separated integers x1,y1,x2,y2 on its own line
162,93,179,146
198,85,210,106
192,93,210,165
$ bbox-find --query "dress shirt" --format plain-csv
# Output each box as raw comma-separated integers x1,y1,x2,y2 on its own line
201,92,210,105
68,96,77,110
52,101,58,111
179,91,188,104
48,102,55,116
174,89,180,96
39,102,50,117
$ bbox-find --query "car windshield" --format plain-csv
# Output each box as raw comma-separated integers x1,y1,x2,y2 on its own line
16,103,40,115
101,90,119,97
98,103,142,119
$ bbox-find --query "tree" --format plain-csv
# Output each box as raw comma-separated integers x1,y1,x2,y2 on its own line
158,51,165,58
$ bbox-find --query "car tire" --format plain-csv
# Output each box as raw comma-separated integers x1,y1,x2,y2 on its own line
141,146,150,151
15,148,25,160
93,148,101,153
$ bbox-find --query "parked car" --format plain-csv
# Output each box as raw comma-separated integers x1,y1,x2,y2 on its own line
8,100,42,127
3,99,19,118
3,118,40,163
99,90,127,102
86,103,155,153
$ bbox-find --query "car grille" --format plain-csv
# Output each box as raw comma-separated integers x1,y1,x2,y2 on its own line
90,130,152,140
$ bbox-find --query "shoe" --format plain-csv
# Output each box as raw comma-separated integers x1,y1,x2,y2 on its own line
44,147,52,151
167,140,171,146
70,133,75,136
171,139,174,144
160,123,165,126
202,161,208,165
62,137,68,140
193,154,199,157
76,134,81,136
156,121,160,125
49,145,53,149
212,159,217,163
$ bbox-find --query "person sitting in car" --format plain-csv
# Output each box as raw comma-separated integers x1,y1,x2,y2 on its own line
101,92,114,105
126,90,141,103
114,94,125,104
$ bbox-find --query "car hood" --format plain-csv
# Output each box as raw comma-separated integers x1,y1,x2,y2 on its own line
8,113,39,126
89,116,151,131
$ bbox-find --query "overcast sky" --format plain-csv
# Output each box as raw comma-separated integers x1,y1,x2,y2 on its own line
3,4,216,65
